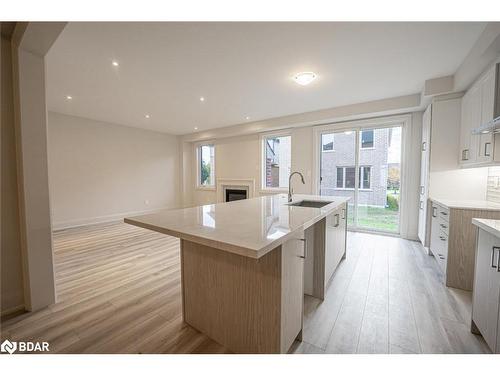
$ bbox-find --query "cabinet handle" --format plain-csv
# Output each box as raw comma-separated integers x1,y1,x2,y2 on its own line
432,206,437,218
439,236,446,241
492,246,500,268
420,186,424,195
341,208,346,220
462,149,469,161
440,223,447,229
484,142,491,157
422,142,427,151
419,200,424,210
299,238,307,259
440,211,448,216
334,213,340,227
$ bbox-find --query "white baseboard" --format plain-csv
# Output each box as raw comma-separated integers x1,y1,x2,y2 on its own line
52,207,172,231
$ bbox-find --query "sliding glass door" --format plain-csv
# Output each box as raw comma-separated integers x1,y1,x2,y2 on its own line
319,125,402,234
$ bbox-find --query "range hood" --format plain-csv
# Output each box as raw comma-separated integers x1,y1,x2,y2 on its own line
472,62,500,135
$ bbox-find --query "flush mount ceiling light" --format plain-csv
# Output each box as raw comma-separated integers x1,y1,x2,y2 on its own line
293,72,317,86
194,127,198,130
66,95,73,100
112,60,119,67
145,114,150,119
199,97,205,102
245,116,251,120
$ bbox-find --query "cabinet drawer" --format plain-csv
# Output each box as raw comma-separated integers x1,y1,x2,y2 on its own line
438,217,449,235
438,206,450,222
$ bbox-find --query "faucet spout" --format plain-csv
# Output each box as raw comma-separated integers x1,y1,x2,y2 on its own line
288,171,306,202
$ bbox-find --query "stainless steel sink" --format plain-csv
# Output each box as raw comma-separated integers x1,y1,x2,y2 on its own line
287,200,332,208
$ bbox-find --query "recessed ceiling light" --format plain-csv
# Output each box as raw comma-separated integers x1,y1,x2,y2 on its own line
245,116,251,120
145,114,150,119
194,127,198,130
112,61,119,67
199,97,205,102
293,72,317,86
66,95,73,100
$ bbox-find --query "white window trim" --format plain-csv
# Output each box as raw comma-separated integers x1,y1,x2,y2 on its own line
360,130,375,150
260,131,292,192
196,142,216,190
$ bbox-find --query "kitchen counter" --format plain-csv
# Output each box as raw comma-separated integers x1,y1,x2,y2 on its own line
125,193,349,353
430,197,500,211
125,194,350,259
472,218,500,238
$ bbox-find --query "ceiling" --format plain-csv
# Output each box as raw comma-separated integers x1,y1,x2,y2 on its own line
46,22,486,135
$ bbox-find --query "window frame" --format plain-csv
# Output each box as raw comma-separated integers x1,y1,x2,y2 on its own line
335,165,372,191
321,133,335,153
196,142,216,190
260,131,292,192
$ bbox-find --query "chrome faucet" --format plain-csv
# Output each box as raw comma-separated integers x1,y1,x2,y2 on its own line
288,171,305,202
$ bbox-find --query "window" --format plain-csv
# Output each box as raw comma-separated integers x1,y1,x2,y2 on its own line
336,166,371,189
359,166,371,189
361,130,374,148
321,133,334,151
198,144,215,187
263,134,291,189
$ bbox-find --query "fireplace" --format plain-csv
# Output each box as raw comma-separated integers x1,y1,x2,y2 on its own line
225,188,247,202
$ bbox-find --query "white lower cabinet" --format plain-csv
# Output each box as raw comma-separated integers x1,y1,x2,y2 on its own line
429,202,449,274
472,228,500,353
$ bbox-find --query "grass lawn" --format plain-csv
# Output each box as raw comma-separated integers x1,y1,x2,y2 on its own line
347,204,399,232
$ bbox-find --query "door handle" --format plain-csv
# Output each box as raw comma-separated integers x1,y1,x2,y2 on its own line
484,142,491,157
492,246,500,268
299,238,307,259
333,213,340,227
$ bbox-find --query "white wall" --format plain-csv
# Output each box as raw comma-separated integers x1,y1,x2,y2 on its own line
48,112,180,229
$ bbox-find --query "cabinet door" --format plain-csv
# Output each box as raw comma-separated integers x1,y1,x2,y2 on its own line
280,231,304,353
460,90,474,164
469,84,482,161
429,204,440,256
325,209,342,285
472,229,500,352
478,67,496,163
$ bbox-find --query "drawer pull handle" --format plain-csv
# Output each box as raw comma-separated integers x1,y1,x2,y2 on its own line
439,236,446,241
493,246,500,269
440,224,447,229
440,211,448,216
432,207,437,218
299,238,307,259
485,142,492,157
333,213,340,227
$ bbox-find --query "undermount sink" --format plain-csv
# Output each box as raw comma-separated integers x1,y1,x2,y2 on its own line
287,200,332,208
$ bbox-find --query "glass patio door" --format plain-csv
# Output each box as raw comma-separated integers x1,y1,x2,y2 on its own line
319,125,402,234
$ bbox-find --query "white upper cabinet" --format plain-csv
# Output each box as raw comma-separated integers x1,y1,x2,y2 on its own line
459,62,500,167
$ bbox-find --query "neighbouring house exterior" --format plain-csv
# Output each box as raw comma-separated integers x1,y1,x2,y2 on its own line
265,135,291,188
320,128,399,207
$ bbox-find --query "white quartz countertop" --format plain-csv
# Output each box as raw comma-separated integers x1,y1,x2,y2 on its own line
430,198,500,211
472,218,500,238
125,194,349,259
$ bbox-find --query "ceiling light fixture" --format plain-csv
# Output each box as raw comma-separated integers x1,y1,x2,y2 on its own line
145,114,150,119
66,95,73,100
293,72,317,86
194,127,198,130
199,97,205,102
112,60,119,67
245,116,251,120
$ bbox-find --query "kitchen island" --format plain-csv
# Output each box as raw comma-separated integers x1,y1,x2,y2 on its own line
125,194,349,353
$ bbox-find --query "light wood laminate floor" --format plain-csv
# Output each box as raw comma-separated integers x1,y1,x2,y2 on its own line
1,222,490,354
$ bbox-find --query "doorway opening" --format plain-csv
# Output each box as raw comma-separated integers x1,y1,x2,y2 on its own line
319,125,402,234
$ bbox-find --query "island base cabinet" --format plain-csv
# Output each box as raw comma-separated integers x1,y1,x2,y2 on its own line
472,228,500,353
180,233,304,354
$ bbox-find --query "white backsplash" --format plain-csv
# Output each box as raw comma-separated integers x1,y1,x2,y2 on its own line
487,167,500,204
